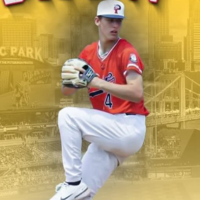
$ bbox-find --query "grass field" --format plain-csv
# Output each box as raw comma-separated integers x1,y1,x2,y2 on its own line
1,178,200,200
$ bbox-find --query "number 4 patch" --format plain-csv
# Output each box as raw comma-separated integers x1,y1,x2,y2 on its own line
105,94,113,108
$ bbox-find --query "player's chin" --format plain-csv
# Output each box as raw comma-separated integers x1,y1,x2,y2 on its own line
108,34,119,41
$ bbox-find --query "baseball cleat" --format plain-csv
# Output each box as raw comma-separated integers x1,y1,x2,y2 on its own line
49,181,91,200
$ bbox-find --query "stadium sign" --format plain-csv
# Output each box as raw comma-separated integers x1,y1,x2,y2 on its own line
0,46,43,63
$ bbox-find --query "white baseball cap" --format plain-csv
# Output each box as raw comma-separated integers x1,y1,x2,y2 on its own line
97,0,125,19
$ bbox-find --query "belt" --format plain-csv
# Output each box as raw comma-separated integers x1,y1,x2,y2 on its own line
125,113,136,115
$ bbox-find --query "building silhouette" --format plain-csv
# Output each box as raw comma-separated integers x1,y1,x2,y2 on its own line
148,1,169,69
154,35,183,72
185,0,200,71
0,14,36,48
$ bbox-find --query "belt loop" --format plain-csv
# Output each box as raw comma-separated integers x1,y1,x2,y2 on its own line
125,113,136,115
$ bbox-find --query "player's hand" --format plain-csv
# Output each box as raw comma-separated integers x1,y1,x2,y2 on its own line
61,58,97,89
73,66,85,74
72,66,101,89
62,64,85,74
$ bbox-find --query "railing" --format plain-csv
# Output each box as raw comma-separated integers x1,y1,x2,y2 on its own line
0,108,200,129
146,111,200,126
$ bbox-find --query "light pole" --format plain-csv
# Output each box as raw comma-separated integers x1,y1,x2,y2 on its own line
154,70,158,154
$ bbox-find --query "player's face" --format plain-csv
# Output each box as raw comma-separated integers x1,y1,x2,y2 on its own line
96,17,123,41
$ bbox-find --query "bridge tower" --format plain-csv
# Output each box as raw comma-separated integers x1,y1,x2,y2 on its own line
179,73,186,129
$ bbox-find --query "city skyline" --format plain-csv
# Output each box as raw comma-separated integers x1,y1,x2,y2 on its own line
169,0,189,43
0,0,193,68
0,0,190,55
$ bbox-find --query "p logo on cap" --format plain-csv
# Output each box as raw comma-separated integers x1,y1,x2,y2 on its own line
114,4,121,14
97,0,125,19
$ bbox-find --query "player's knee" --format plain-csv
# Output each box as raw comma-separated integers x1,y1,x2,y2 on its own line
58,107,74,126
128,139,145,156
58,107,74,118
118,136,145,157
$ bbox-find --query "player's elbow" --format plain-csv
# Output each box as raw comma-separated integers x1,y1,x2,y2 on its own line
126,75,143,103
134,90,143,103
130,87,143,103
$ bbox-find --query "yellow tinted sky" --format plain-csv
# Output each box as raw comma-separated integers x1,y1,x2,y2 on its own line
169,0,189,42
0,0,190,53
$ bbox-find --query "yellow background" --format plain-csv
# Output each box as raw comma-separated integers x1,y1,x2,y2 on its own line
0,0,200,200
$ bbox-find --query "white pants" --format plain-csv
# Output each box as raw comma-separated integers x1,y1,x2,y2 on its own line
58,107,146,199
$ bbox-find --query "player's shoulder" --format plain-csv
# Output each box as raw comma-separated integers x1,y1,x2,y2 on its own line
79,41,98,61
118,38,135,49
81,41,98,53
117,38,140,56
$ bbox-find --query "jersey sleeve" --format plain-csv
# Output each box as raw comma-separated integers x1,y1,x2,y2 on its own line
79,45,90,62
121,47,144,76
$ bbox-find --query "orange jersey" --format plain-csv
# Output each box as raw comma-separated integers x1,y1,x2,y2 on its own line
79,38,149,116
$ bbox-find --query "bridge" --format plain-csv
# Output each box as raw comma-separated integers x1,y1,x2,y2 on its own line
144,72,200,127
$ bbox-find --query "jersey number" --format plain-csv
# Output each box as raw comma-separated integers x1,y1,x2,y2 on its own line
105,94,113,108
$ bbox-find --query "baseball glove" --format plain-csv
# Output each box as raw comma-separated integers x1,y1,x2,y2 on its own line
61,58,97,88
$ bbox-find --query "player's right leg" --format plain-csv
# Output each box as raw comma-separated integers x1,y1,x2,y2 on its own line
50,143,121,200
81,143,121,200
49,107,146,200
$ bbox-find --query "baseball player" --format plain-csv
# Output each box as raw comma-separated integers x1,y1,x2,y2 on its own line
50,1,149,200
